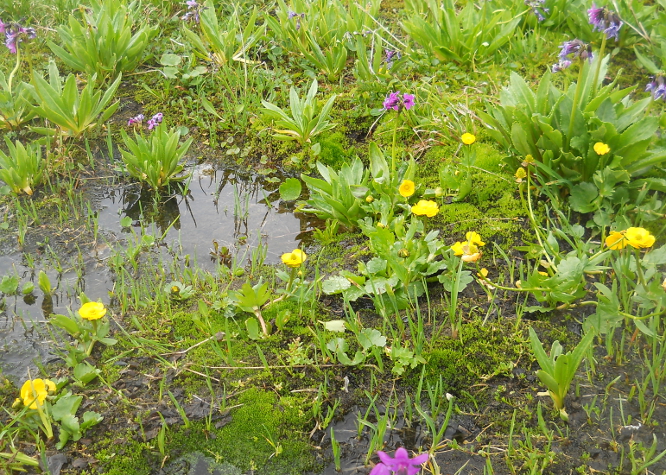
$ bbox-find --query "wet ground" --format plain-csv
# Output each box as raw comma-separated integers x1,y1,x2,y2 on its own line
0,161,315,382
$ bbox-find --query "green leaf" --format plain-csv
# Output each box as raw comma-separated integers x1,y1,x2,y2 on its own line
569,182,599,213
321,275,351,295
279,177,302,201
358,328,386,350
321,320,347,332
50,314,81,336
245,317,260,340
51,393,83,422
159,53,182,67
0,275,19,294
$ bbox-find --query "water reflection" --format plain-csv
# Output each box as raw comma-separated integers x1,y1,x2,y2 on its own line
1,164,318,381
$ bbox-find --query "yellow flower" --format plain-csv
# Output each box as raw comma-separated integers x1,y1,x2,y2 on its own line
605,231,627,250
624,227,655,249
366,195,374,203
515,167,526,183
452,231,485,262
281,249,307,268
594,142,610,155
411,200,439,217
477,268,489,278
399,180,415,198
465,232,485,246
461,133,476,145
79,301,107,321
20,379,56,410
522,154,535,165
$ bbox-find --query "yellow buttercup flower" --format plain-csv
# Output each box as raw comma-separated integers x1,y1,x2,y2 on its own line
515,167,526,182
477,268,489,278
605,231,626,250
20,379,56,410
281,249,307,268
452,232,485,262
624,227,655,249
79,301,107,321
411,200,439,217
461,133,476,145
465,232,485,246
594,142,610,155
399,180,415,198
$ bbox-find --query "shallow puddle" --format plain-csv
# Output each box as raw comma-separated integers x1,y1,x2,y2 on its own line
0,164,316,381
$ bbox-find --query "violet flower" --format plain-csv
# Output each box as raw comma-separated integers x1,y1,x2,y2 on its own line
383,49,401,69
383,92,415,112
646,76,666,101
4,23,36,54
552,39,593,72
588,4,623,41
524,0,549,22
0,19,6,35
182,0,204,23
127,114,145,127
146,113,163,130
369,448,428,475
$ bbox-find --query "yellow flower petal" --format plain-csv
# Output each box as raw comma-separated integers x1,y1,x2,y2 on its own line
20,379,54,410
79,301,107,321
465,232,485,247
451,241,464,256
399,180,415,198
605,231,626,250
411,200,439,217
624,227,655,249
281,249,307,268
461,133,476,145
593,142,610,155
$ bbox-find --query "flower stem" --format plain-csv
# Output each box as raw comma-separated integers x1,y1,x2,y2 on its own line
565,61,585,154
391,116,398,181
7,44,21,94
591,35,606,97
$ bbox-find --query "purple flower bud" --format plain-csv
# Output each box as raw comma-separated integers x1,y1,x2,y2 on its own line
0,20,7,35
287,10,297,19
525,0,548,22
127,114,145,126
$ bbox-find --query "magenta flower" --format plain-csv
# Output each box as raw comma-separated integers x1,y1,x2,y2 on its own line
370,448,428,475
4,23,36,54
383,92,401,111
402,93,415,110
383,92,416,112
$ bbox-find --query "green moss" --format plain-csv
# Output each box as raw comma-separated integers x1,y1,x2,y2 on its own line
420,318,528,396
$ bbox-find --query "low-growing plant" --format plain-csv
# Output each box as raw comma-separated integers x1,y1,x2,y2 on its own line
401,0,520,66
119,122,193,191
50,300,117,358
529,327,594,421
480,55,666,216
0,138,43,196
30,61,120,138
261,79,336,146
0,71,36,131
48,0,158,81
182,0,262,66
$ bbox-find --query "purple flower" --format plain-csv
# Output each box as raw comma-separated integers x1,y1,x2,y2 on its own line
552,39,593,72
0,19,7,35
402,93,415,110
383,49,402,69
3,22,36,54
182,0,204,23
370,448,428,475
383,92,416,112
287,10,298,19
646,76,666,101
383,92,401,111
146,113,163,130
587,4,622,41
127,114,145,126
552,59,572,73
525,0,549,22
